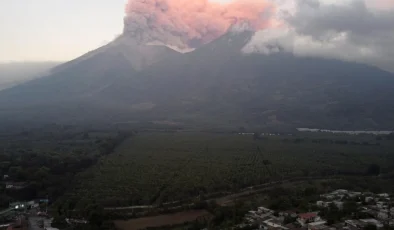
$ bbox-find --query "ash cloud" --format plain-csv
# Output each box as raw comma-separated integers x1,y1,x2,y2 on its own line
244,0,394,72
124,0,276,49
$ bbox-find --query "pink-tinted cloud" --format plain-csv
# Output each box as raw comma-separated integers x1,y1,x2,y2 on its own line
124,0,276,48
366,0,394,10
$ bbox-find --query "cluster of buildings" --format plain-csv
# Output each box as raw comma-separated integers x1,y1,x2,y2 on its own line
4,182,28,191
238,207,328,230
0,200,47,230
318,189,393,229
236,189,393,230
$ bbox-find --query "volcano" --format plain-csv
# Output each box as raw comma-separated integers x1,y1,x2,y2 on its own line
1,25,394,130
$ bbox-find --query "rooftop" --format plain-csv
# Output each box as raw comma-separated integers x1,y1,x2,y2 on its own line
298,212,318,219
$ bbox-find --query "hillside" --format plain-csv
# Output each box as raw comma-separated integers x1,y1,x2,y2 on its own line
0,31,394,130
0,62,59,91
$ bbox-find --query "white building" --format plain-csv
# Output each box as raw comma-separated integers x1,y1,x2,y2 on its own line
377,211,389,220
258,207,273,214
316,201,326,207
365,197,374,203
308,221,327,230
378,193,390,198
297,213,321,226
359,219,383,228
263,219,288,230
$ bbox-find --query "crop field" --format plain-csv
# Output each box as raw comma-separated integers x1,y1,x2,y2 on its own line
66,132,394,207
114,210,211,230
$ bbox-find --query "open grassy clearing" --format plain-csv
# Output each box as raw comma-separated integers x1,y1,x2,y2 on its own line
65,132,394,207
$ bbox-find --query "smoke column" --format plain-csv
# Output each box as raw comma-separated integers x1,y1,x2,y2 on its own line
124,0,276,49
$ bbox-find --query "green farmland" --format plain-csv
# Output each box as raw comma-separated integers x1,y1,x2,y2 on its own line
62,132,394,208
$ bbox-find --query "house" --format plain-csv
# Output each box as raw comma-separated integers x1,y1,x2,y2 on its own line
316,201,326,207
9,202,26,210
321,194,335,200
308,221,335,230
308,221,329,230
297,213,320,226
258,207,274,214
5,182,27,190
65,219,88,224
284,223,299,229
359,219,383,228
248,211,258,216
330,223,345,229
377,211,389,220
345,220,367,229
365,197,374,203
0,224,11,229
262,219,289,230
376,202,385,209
279,211,298,218
332,189,348,196
368,205,380,211
365,209,379,218
378,193,389,198
316,201,342,209
333,201,344,210
348,192,362,198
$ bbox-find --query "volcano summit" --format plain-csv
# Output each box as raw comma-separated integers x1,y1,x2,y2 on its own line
1,0,394,130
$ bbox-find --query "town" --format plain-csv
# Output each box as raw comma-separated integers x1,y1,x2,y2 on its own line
2,189,393,230
0,199,57,230
0,198,88,230
236,189,394,230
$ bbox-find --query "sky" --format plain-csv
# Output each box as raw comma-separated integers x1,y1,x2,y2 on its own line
0,0,231,62
1,0,394,72
0,0,126,62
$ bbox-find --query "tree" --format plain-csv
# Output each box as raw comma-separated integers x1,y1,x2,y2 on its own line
85,203,105,228
284,215,297,224
304,186,317,196
34,167,50,180
51,215,68,229
386,133,394,140
8,166,26,180
364,224,377,230
343,201,358,215
366,164,380,176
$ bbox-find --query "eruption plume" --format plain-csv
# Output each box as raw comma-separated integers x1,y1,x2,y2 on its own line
124,0,276,49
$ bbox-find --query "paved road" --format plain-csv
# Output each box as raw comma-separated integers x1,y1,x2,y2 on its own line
0,208,13,216
28,217,44,230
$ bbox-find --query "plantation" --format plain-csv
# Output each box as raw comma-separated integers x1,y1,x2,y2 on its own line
63,132,394,207
0,125,127,209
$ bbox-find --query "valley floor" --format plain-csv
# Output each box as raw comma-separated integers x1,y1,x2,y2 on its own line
2,126,394,230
